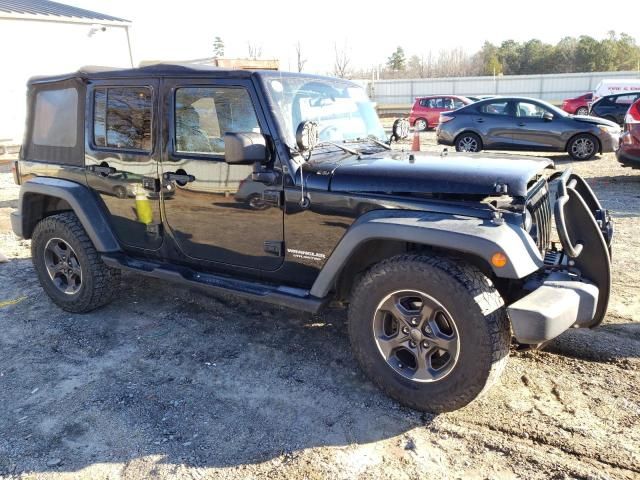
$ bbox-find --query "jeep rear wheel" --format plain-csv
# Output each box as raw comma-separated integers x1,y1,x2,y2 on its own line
32,212,121,313
348,254,510,412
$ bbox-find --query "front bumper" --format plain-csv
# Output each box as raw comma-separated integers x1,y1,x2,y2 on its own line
599,131,619,153
10,210,23,238
508,272,598,344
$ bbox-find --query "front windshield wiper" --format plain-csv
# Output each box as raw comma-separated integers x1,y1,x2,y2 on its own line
316,141,359,156
366,136,391,150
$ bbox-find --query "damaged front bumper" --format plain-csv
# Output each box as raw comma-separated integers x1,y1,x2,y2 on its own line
507,169,613,345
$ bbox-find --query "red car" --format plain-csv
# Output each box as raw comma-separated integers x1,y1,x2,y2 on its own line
561,92,593,116
409,95,472,131
616,98,640,169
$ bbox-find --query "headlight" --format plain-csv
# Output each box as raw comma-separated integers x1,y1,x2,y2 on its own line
598,125,620,135
523,208,533,232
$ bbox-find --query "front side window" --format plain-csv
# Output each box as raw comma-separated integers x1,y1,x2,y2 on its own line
516,102,547,118
174,87,260,156
452,98,466,109
94,87,152,151
33,88,78,147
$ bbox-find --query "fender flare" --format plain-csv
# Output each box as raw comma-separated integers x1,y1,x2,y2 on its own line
309,210,543,298
11,177,121,252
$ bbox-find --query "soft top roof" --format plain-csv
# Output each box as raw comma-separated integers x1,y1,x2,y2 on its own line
28,63,259,85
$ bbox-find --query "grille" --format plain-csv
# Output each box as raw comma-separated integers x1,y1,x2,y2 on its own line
527,182,552,254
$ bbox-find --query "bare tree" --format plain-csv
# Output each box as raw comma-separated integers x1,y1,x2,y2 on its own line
247,42,263,60
333,42,351,78
295,41,307,72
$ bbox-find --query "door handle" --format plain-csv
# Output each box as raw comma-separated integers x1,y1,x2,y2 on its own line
163,171,195,185
518,122,526,127
476,118,484,123
87,164,117,176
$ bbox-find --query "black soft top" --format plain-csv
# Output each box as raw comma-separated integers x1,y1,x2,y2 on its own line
28,63,258,85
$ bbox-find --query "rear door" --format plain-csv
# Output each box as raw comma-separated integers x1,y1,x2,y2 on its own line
160,77,284,271
474,100,515,149
85,79,163,251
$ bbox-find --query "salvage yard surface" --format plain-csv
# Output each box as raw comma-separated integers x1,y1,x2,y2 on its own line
0,134,639,480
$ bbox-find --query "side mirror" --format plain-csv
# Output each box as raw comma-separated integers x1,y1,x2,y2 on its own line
391,118,410,141
543,112,554,122
224,132,268,165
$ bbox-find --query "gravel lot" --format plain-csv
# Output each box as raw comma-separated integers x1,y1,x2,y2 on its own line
0,134,638,479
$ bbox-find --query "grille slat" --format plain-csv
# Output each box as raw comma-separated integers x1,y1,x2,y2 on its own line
527,183,552,254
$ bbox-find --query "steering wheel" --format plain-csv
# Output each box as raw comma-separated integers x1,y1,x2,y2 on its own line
319,124,340,141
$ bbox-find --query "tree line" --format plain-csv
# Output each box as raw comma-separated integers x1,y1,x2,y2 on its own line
211,32,640,79
376,32,640,79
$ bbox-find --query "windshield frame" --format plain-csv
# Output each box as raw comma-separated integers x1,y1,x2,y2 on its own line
255,71,385,151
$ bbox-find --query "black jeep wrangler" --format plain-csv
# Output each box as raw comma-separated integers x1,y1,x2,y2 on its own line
11,64,613,412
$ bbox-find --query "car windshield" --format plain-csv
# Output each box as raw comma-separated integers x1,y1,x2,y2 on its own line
261,74,386,148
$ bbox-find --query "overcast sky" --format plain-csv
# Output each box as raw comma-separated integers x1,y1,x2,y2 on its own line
68,0,640,73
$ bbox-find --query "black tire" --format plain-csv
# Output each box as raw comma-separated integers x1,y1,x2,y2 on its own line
31,212,121,313
247,193,269,210
414,118,428,132
567,133,598,160
348,254,510,413
455,132,483,153
575,107,589,116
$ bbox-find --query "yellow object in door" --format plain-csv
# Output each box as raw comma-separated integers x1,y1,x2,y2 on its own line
135,193,153,225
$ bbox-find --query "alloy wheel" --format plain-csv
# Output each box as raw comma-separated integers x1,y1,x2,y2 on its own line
571,137,595,159
43,238,82,295
458,136,479,152
415,119,427,131
372,290,460,382
576,107,589,116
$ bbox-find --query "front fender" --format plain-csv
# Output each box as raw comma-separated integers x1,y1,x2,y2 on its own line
11,177,121,252
310,210,543,298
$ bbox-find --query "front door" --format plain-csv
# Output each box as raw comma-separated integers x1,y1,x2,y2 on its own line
85,79,163,251
160,78,284,271
512,101,562,150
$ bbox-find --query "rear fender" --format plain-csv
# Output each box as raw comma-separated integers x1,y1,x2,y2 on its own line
11,177,120,252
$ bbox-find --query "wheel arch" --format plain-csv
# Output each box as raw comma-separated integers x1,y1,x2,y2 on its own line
310,210,544,299
454,130,484,148
12,177,121,252
566,132,602,154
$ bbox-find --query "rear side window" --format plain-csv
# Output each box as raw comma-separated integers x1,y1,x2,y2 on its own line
33,88,78,147
480,101,509,115
614,95,638,105
94,87,152,151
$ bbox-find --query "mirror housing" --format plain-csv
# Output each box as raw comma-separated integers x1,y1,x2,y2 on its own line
296,121,319,152
543,112,554,122
224,132,268,165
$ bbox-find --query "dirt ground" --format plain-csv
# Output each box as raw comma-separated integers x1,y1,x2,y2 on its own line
0,133,638,480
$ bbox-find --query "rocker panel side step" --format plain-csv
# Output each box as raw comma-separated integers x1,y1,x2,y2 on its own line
101,253,326,313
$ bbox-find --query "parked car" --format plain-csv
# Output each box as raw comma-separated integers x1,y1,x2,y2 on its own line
12,65,614,413
466,95,499,102
436,97,621,160
409,95,472,131
562,92,592,115
616,97,640,169
589,91,640,125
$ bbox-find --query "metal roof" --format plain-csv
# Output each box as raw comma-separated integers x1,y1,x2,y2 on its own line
0,0,129,23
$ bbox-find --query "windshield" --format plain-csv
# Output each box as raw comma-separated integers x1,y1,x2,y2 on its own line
261,74,385,148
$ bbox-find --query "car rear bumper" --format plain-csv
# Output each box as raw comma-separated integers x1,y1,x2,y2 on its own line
507,272,598,344
616,130,640,168
436,127,455,146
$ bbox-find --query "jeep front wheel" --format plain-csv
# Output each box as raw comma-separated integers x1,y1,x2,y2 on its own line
348,254,510,412
31,212,121,313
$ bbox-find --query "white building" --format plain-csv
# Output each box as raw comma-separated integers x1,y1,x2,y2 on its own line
0,0,133,144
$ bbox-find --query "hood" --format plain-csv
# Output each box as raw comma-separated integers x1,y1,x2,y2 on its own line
307,150,553,198
572,115,619,128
